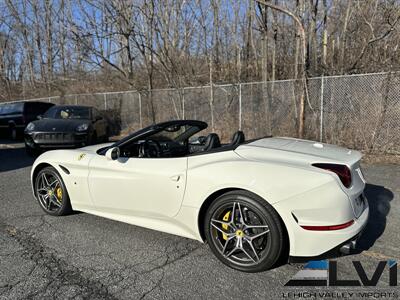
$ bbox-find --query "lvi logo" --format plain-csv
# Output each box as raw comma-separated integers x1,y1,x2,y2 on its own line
285,260,397,287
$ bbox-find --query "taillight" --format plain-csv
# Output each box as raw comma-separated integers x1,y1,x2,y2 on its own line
312,163,352,188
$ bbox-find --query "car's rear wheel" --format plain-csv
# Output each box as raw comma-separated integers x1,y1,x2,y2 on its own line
35,166,72,216
204,190,284,272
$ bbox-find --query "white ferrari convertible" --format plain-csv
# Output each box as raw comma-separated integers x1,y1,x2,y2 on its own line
31,120,369,272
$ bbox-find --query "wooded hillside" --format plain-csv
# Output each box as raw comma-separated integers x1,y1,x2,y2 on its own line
0,0,399,101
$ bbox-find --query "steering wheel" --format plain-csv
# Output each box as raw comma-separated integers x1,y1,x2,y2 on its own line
138,140,162,158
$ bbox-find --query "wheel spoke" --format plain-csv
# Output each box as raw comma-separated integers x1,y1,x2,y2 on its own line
241,244,257,263
46,196,51,209
38,194,46,207
224,246,239,258
237,202,245,225
49,195,61,207
221,236,235,255
230,202,237,223
37,188,47,195
210,221,233,236
48,179,59,188
211,219,235,231
40,178,46,189
42,173,50,187
211,219,231,227
245,239,260,262
248,228,270,240
245,224,269,229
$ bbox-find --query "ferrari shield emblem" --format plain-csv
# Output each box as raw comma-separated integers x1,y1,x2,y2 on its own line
78,153,86,161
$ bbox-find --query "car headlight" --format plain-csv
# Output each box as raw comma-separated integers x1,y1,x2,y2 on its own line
26,122,35,131
76,123,89,132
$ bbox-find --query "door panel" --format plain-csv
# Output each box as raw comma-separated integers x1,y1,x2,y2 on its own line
88,155,187,218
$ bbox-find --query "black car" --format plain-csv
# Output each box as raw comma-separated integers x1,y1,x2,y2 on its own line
0,101,54,140
24,105,110,155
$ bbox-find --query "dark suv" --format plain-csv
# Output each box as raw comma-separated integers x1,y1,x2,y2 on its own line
0,101,54,140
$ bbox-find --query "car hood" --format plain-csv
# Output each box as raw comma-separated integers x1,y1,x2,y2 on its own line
236,137,362,166
31,118,91,132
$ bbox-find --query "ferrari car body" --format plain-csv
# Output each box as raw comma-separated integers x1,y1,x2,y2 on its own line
31,120,369,272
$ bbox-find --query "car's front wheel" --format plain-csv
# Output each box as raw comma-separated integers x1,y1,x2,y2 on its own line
204,190,285,272
35,166,72,216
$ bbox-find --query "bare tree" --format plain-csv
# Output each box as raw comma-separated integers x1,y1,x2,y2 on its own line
0,0,398,102
255,0,307,137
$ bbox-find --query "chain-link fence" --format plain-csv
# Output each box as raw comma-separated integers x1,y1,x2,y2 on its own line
8,72,400,154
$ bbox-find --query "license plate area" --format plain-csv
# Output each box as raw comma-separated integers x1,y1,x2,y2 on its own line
353,194,366,218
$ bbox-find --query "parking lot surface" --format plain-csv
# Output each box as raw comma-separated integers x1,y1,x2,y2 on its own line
0,140,399,299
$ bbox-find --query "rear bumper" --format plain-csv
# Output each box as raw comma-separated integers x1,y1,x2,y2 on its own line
25,132,90,149
273,181,369,257
289,207,369,262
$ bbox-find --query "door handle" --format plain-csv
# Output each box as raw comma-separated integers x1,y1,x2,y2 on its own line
170,175,181,182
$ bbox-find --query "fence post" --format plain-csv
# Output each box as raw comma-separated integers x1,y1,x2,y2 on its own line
209,84,214,131
75,95,78,105
104,93,107,110
138,92,142,128
319,76,324,142
239,83,242,130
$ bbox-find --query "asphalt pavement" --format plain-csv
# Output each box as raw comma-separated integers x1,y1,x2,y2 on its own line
0,140,399,299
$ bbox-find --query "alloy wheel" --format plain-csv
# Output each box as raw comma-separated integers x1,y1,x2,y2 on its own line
36,171,64,213
209,201,271,266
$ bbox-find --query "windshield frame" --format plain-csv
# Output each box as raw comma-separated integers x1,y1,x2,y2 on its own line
97,120,207,155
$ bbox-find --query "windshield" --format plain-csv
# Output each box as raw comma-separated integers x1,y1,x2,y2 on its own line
145,124,203,143
44,106,91,119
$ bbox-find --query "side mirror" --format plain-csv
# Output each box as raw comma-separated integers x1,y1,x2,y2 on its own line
105,147,120,160
37,115,43,120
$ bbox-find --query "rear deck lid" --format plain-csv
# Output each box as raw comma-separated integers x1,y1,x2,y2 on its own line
243,137,362,166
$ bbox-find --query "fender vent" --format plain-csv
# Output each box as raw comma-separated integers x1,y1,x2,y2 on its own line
59,165,70,175
291,213,299,223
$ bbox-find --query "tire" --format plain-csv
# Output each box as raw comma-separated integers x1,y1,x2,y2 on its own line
204,190,285,272
34,166,72,216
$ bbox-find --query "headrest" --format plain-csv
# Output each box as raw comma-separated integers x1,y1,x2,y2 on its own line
231,131,245,146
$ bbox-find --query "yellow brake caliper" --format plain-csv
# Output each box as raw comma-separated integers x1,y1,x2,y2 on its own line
222,211,230,240
56,186,63,203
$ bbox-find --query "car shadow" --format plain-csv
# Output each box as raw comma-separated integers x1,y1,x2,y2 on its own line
353,183,394,252
0,146,35,173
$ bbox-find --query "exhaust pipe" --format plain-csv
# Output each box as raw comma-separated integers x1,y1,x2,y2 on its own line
339,240,357,255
